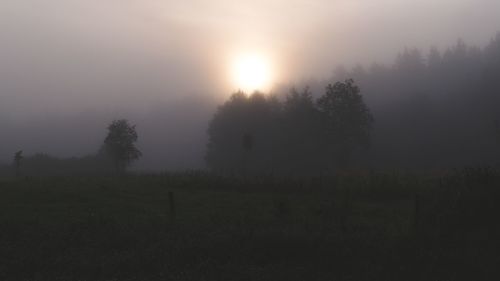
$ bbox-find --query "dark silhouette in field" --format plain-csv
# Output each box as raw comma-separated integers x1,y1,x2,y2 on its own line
242,133,254,152
104,119,142,174
206,79,373,175
13,150,23,176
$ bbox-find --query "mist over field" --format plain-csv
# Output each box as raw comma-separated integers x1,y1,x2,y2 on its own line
4,2,500,280
1,0,500,170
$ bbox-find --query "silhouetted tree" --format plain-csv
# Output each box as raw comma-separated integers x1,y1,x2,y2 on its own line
396,48,425,74
314,33,500,168
427,46,442,70
282,87,322,172
103,119,142,173
206,81,374,175
317,79,374,168
207,32,500,172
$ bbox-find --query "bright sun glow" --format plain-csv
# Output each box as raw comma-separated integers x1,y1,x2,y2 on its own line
231,54,273,93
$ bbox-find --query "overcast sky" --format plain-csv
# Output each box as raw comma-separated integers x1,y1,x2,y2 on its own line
1,0,500,166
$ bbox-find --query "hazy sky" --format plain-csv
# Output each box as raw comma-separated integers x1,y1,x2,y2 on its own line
1,0,500,166
2,0,500,113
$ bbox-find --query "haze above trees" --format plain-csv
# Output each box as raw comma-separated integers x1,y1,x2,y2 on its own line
1,34,500,174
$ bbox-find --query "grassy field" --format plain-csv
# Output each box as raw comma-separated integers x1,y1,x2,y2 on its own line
0,169,499,280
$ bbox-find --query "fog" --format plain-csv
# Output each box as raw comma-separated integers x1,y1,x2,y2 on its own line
1,0,500,170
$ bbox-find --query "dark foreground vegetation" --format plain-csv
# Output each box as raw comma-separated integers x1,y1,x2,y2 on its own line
1,169,499,281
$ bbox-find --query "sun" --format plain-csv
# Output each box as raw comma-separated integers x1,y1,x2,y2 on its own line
231,54,273,93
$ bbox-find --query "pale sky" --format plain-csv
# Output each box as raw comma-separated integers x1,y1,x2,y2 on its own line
1,0,500,116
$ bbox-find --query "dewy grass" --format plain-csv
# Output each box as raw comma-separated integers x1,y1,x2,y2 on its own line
0,169,499,280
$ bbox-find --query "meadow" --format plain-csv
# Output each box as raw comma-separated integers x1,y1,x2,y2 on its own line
0,169,498,280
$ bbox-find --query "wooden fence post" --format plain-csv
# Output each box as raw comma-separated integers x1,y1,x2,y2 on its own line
414,193,420,235
168,191,176,221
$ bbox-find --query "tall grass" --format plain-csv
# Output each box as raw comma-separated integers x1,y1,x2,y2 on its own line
0,168,498,280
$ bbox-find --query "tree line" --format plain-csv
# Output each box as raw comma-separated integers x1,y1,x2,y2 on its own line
3,33,500,176
207,33,500,173
2,119,142,177
303,34,500,169
206,79,374,175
